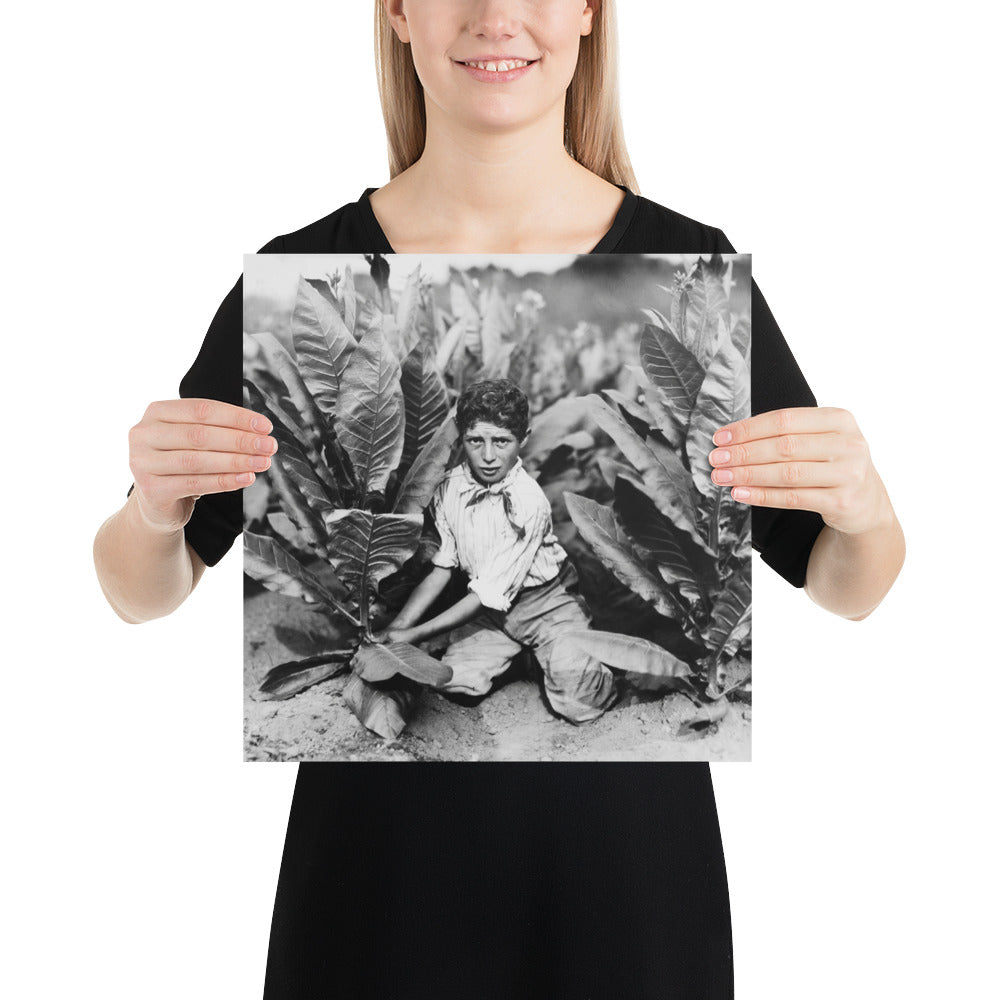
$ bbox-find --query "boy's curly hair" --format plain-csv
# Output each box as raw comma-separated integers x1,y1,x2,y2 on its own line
456,378,530,441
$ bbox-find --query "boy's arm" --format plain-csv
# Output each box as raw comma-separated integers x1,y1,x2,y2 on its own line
468,500,550,613
389,592,486,646
398,498,553,641
375,486,461,642
376,565,453,638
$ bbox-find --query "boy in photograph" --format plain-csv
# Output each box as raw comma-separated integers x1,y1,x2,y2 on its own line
373,378,620,724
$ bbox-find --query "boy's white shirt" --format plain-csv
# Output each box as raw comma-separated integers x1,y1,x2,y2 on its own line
430,458,566,612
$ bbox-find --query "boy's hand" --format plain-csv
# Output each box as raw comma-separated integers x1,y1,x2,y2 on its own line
372,626,422,645
128,399,277,533
710,407,890,536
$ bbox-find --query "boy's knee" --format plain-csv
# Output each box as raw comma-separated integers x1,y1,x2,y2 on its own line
544,674,622,725
434,671,493,699
436,688,491,707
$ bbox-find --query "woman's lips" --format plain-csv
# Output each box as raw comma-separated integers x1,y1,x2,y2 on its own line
456,59,538,83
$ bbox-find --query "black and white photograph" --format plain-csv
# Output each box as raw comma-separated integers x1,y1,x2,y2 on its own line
243,252,751,762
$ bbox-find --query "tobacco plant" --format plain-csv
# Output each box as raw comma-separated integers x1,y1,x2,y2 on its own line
243,261,465,739
561,255,752,706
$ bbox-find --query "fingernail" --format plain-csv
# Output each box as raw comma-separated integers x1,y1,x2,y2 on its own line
237,472,255,485
733,487,750,500
252,417,272,433
714,429,732,445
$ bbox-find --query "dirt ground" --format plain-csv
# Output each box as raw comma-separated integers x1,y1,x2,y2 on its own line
244,588,750,763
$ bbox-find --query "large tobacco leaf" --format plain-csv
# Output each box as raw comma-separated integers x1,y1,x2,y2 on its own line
255,649,354,701
351,641,452,686
520,396,591,468
394,266,425,356
243,350,345,503
323,509,423,624
559,629,695,692
335,325,405,497
341,672,418,741
564,493,684,623
613,478,718,606
255,331,328,440
686,338,750,500
585,394,707,553
264,450,331,558
479,282,512,372
244,531,359,625
393,416,459,516
290,277,356,424
684,257,729,366
638,322,705,428
340,264,358,336
400,341,449,478
450,271,480,357
435,316,467,372
705,563,751,660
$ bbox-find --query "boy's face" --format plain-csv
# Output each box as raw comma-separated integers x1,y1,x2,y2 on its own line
462,420,529,485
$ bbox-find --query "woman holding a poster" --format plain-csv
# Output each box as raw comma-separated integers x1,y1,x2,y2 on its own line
93,2,904,998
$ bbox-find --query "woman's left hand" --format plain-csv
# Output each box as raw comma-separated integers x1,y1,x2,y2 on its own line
709,406,889,535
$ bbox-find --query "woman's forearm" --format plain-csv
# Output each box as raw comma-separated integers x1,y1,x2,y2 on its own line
803,473,905,621
93,491,203,624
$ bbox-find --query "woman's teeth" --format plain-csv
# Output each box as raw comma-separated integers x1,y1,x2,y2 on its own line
462,59,532,72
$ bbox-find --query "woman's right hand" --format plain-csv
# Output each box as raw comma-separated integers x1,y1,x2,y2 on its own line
128,398,278,533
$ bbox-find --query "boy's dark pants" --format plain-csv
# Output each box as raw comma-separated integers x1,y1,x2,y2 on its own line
436,561,618,724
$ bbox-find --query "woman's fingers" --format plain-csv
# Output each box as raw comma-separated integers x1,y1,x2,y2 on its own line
139,470,263,504
143,398,272,434
128,399,280,526
136,420,277,458
713,406,856,447
708,432,845,483
724,485,836,511
709,429,844,471
136,449,273,477
711,457,851,490
709,406,884,533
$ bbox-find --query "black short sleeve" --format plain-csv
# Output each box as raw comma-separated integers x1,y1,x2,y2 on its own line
715,228,825,587
125,235,286,567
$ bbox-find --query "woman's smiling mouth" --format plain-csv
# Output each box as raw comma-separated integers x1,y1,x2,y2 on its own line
455,57,539,82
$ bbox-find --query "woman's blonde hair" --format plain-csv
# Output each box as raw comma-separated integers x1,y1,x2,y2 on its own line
373,0,639,194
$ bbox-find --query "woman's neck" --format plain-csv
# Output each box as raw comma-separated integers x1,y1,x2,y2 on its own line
415,103,578,220
370,104,622,254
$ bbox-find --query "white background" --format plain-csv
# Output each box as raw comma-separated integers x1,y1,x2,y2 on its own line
4,1,997,997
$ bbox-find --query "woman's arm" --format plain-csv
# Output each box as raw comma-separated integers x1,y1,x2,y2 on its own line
93,491,207,623
803,467,904,620
93,398,276,623
710,406,905,621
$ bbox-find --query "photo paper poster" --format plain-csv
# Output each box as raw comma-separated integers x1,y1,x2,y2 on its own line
243,252,751,762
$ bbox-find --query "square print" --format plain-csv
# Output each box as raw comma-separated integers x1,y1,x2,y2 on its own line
243,252,751,761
